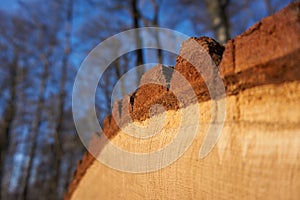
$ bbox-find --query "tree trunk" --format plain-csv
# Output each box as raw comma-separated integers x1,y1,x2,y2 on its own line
263,0,275,15
112,39,127,97
0,53,18,200
152,0,162,64
130,0,145,84
114,59,127,97
205,0,230,44
53,0,73,198
22,54,49,200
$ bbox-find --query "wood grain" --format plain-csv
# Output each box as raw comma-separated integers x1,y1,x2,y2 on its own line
65,2,300,199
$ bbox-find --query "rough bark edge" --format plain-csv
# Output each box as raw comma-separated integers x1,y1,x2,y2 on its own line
64,2,300,199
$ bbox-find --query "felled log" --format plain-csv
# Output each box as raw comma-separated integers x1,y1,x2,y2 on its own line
65,2,300,200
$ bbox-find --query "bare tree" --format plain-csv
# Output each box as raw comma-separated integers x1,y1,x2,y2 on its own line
22,54,50,200
130,0,145,84
52,0,73,198
141,0,163,64
204,0,231,43
0,52,19,200
0,10,31,198
151,0,163,63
